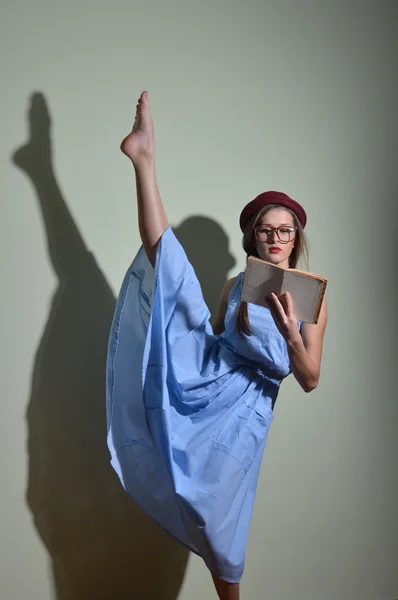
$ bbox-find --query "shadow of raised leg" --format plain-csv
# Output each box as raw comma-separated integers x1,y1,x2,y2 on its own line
12,92,189,600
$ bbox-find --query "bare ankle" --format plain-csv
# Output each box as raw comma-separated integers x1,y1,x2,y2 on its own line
132,155,155,173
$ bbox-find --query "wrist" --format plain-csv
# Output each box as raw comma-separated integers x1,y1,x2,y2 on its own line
285,328,302,349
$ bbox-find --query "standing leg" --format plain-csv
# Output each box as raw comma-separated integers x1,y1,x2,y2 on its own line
212,575,240,599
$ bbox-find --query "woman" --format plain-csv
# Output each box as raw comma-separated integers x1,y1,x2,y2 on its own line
106,91,327,600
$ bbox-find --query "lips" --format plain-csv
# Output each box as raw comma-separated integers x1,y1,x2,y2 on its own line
269,247,281,253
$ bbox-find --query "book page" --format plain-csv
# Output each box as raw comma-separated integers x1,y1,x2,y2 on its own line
241,259,284,308
281,270,323,322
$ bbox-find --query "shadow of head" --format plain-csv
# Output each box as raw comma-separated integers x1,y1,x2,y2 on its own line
13,92,189,600
173,216,236,317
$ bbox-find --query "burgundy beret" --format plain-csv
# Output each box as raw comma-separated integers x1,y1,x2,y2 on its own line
239,191,307,232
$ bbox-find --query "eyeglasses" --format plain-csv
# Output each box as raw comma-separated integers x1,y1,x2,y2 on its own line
254,225,297,244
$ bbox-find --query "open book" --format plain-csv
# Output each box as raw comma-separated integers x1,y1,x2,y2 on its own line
242,256,327,324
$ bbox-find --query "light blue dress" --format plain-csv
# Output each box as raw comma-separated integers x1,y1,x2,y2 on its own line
106,227,294,583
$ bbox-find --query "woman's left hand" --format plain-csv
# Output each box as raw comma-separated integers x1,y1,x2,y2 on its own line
266,292,300,342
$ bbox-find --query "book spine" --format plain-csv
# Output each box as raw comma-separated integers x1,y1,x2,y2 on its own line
313,280,327,324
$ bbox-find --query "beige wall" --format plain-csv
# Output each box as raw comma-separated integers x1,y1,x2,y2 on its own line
1,0,397,598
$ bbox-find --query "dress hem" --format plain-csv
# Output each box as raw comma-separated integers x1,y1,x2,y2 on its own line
118,467,242,583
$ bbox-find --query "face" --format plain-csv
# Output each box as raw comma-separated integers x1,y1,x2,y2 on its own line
254,208,296,268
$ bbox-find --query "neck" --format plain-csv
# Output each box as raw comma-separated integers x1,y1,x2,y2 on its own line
274,257,291,269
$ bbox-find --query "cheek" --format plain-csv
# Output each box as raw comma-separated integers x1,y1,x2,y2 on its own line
284,239,294,254
276,241,293,256
255,241,263,256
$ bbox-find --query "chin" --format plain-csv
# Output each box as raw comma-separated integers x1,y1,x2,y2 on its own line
263,253,284,264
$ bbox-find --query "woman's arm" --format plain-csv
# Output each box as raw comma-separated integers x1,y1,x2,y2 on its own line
287,297,327,392
267,293,328,392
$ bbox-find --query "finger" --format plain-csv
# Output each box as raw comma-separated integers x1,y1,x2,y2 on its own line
264,293,273,307
265,293,278,314
283,292,295,318
268,292,286,321
279,293,292,316
279,293,288,313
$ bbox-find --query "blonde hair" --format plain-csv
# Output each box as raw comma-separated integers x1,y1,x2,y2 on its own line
236,204,309,337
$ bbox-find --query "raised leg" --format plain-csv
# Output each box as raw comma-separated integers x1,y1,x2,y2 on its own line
120,91,169,266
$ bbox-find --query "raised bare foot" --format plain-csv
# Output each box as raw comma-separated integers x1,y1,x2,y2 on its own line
120,91,155,167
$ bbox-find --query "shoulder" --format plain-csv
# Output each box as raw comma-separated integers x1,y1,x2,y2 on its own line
218,276,239,309
223,276,238,298
211,276,239,334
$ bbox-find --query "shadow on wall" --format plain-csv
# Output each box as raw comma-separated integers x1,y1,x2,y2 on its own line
173,217,235,319
12,92,235,600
